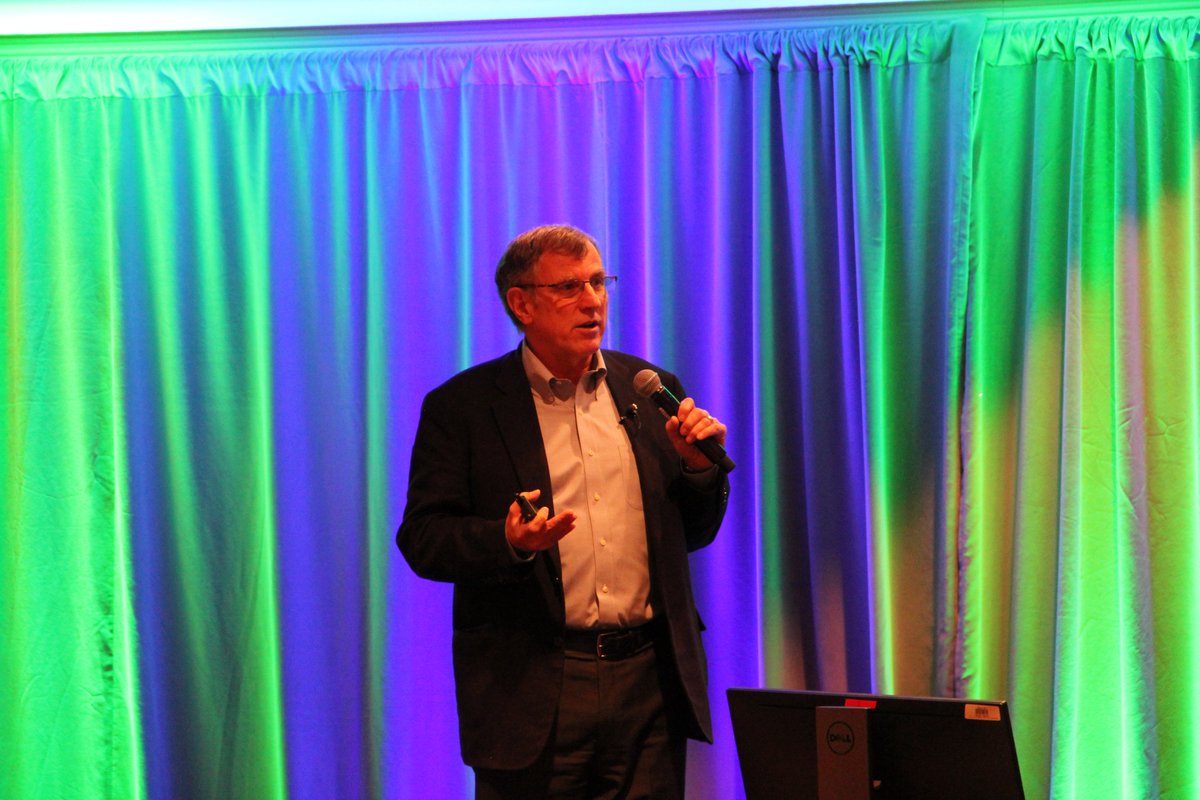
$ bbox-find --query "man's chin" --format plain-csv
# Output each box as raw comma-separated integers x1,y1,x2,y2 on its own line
575,326,604,345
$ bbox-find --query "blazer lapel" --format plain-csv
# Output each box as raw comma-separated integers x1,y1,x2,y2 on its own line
493,351,550,495
603,351,651,463
603,351,669,585
491,347,563,582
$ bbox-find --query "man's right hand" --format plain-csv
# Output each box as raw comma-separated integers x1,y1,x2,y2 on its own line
506,489,576,553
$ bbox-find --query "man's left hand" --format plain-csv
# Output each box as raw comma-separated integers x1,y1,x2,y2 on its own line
665,397,727,472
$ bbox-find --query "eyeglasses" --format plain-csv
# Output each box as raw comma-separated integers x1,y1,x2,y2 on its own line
513,275,618,298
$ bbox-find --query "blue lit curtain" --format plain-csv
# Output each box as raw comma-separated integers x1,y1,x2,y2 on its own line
3,10,1199,800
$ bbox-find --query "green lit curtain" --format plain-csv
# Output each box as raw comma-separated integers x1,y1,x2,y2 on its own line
1,10,1199,800
1,97,145,798
966,17,1200,798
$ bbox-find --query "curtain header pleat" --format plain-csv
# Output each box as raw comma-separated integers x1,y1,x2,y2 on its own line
982,14,1200,65
0,22,960,101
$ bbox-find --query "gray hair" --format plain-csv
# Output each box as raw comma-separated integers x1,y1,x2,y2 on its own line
494,224,600,329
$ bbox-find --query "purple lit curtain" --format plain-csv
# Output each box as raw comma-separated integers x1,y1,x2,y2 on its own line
3,10,1199,800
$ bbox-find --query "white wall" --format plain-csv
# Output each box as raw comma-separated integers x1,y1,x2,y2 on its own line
0,0,950,36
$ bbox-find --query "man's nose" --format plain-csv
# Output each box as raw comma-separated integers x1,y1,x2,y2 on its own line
579,281,603,304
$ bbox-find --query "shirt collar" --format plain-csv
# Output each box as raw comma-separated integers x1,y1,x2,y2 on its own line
521,341,608,403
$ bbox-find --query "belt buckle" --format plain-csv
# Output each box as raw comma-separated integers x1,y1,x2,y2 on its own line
595,630,615,660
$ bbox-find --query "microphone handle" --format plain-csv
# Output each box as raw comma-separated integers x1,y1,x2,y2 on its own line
649,387,736,473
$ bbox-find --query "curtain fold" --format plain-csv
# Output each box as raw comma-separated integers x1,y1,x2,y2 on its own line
2,10,1198,799
762,15,983,700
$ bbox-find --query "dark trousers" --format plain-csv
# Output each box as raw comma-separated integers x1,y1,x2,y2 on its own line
474,638,688,800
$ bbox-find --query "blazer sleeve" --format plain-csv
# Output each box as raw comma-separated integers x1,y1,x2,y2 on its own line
660,370,730,553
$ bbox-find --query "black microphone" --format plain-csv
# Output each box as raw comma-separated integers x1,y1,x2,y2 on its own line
633,369,735,473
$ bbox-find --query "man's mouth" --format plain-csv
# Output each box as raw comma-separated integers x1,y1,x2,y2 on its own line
577,320,601,330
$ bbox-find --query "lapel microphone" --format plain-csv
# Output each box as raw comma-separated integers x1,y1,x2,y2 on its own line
618,403,640,436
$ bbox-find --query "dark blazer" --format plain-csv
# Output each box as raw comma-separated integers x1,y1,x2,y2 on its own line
396,347,729,770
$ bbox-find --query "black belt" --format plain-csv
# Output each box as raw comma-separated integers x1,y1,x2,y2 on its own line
562,621,660,661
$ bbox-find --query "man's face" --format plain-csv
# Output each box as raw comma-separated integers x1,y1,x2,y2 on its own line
508,245,608,379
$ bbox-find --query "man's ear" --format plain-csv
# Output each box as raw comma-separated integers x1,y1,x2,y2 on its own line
507,286,533,327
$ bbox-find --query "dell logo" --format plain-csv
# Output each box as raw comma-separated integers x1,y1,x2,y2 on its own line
826,721,855,755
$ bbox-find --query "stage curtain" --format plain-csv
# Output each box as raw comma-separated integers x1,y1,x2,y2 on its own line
1,9,1198,800
966,16,1200,799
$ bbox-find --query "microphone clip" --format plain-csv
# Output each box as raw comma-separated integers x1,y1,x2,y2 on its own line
618,403,640,436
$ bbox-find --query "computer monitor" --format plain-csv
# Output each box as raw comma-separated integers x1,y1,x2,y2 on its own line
727,688,1025,799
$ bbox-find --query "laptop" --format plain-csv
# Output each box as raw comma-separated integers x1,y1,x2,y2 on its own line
727,688,1025,799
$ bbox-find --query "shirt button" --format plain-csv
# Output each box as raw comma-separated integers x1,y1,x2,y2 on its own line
601,584,609,594
599,537,608,547
593,492,601,502
588,449,595,457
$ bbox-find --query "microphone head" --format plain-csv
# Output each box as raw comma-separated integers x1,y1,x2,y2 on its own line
633,369,662,398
